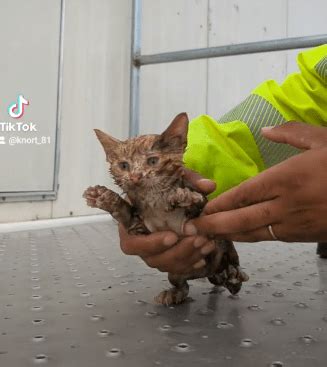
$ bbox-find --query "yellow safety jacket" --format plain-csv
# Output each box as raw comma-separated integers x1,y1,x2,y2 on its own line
184,45,327,199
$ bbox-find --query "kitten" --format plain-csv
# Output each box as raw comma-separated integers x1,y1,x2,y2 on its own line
83,113,249,305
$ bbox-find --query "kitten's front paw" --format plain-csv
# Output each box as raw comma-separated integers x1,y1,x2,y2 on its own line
95,189,118,207
167,188,205,209
189,191,205,205
83,185,108,208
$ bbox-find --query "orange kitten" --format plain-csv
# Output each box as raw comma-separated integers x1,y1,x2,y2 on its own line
83,113,248,305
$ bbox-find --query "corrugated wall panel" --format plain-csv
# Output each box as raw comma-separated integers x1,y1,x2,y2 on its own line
51,0,131,218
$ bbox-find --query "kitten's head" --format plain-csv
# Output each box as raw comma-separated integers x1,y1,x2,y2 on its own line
94,113,189,192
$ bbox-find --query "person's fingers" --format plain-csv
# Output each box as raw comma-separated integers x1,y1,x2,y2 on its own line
118,224,178,257
183,168,216,194
225,214,326,243
185,199,282,237
228,221,313,243
203,172,278,215
146,249,203,274
220,219,289,243
262,122,327,150
143,236,210,274
225,226,276,242
226,221,322,243
263,214,327,243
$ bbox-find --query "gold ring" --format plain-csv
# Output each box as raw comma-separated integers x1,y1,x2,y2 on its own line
268,225,278,240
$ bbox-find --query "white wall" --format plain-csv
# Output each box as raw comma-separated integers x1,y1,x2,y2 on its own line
0,0,131,222
139,0,327,131
0,0,61,192
1,0,326,223
207,0,288,118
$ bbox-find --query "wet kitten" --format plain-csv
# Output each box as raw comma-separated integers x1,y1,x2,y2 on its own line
83,113,249,305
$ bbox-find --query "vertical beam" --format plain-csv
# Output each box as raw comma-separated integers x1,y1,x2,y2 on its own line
129,0,142,137
53,0,66,195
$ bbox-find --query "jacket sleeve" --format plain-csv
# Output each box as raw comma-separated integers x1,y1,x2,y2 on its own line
184,45,327,199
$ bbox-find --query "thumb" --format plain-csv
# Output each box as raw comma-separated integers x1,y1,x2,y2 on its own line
261,122,327,150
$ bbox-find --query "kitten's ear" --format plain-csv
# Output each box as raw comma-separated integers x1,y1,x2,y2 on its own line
155,112,189,151
94,129,120,161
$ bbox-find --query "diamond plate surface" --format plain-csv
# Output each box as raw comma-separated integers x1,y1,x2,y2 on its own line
0,221,326,367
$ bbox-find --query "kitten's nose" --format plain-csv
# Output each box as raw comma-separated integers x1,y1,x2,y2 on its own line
130,173,142,184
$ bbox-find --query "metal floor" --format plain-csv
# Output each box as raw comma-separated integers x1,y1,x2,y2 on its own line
0,221,326,367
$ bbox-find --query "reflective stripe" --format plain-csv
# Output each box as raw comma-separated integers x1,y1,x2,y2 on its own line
217,94,300,167
315,56,327,84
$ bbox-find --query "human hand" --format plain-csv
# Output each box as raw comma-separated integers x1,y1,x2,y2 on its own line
184,122,327,242
119,169,216,274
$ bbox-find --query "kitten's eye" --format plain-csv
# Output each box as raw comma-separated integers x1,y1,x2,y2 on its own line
118,161,130,171
147,156,159,166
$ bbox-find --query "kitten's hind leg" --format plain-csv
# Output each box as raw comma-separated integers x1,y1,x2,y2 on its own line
208,254,244,294
208,272,227,287
208,240,249,295
224,240,249,291
155,273,189,306
207,246,230,288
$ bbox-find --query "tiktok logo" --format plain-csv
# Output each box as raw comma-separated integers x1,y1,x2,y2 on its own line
8,94,29,119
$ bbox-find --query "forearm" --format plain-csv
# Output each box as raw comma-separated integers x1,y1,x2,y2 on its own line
184,45,327,198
